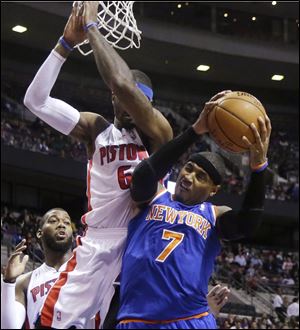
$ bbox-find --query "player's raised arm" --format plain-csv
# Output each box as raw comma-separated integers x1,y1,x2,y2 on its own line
215,115,272,240
23,4,109,153
82,2,172,147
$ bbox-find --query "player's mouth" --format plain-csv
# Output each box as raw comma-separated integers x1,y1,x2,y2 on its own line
56,231,67,239
179,178,192,192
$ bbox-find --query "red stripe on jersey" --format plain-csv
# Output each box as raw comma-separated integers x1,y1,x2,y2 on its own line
95,311,101,329
87,159,93,212
25,314,30,329
76,236,82,246
81,159,93,225
40,251,78,327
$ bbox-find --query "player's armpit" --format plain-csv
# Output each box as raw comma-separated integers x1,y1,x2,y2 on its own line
70,112,110,145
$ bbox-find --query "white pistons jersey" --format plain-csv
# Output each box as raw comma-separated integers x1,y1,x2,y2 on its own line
26,263,65,329
27,262,98,329
81,124,148,229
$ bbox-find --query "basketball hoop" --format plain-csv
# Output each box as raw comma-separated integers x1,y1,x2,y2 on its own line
73,1,142,56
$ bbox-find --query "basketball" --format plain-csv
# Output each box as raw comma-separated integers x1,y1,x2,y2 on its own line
207,91,267,153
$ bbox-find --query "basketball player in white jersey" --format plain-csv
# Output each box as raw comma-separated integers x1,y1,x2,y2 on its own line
1,208,99,329
23,3,172,328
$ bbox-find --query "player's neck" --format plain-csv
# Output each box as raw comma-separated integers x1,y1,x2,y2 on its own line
44,249,73,271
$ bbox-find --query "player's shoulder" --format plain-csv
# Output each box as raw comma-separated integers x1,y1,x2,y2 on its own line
213,205,232,219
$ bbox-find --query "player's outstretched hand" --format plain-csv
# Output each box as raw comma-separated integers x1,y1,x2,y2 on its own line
207,284,230,317
82,1,99,25
3,239,29,283
192,90,232,135
242,115,272,169
63,2,86,48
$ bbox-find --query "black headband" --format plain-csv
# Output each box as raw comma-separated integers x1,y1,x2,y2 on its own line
188,154,222,185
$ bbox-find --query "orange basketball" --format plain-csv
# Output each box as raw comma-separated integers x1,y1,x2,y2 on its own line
207,91,267,153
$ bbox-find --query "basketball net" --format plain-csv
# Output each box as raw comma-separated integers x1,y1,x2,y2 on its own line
73,1,141,55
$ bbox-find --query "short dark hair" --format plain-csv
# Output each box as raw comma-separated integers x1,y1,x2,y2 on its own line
131,69,152,89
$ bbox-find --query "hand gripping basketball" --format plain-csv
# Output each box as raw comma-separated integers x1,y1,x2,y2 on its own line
193,90,232,135
242,115,272,169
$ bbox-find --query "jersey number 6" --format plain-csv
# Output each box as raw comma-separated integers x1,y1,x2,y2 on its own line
156,229,185,263
118,166,132,190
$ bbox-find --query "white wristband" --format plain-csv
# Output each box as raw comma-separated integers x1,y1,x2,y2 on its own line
1,280,26,329
24,49,80,135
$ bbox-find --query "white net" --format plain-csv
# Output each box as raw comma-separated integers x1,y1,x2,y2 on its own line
73,1,141,56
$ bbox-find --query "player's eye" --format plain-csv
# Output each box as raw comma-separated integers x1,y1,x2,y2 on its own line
196,173,206,181
185,164,193,172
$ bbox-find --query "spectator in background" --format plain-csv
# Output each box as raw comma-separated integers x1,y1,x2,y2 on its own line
234,251,247,267
2,210,17,257
273,287,285,322
287,298,299,318
282,256,294,273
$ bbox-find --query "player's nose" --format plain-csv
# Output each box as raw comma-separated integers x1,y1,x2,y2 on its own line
57,220,67,228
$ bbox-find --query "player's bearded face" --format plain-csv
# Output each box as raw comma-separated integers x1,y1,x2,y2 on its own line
40,211,73,253
175,161,217,205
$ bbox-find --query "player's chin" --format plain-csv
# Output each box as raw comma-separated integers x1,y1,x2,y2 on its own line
53,239,72,252
175,187,192,204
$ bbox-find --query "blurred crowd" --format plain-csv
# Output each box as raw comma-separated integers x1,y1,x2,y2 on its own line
215,243,299,296
217,311,299,329
1,94,299,202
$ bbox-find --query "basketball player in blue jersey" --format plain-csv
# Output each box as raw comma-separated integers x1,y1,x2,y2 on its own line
116,94,272,329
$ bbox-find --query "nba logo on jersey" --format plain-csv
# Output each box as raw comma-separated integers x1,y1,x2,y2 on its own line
56,311,61,321
129,129,137,140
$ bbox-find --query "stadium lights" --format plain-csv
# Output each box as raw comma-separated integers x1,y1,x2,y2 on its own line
177,3,182,8
272,75,284,81
197,65,210,72
12,25,27,33
224,13,228,18
252,17,257,21
272,1,277,5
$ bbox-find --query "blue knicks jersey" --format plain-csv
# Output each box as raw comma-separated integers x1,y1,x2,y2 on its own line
118,190,222,321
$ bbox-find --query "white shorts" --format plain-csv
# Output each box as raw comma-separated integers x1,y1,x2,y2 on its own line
39,228,127,329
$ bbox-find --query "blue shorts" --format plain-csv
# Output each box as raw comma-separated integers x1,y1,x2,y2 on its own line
116,314,217,329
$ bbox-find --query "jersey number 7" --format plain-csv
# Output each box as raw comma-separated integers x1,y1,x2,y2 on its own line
155,230,185,263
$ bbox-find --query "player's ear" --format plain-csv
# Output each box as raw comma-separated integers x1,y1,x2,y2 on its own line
36,229,42,240
210,185,220,197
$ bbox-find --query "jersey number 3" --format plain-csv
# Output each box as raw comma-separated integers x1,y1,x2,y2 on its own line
156,230,184,263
